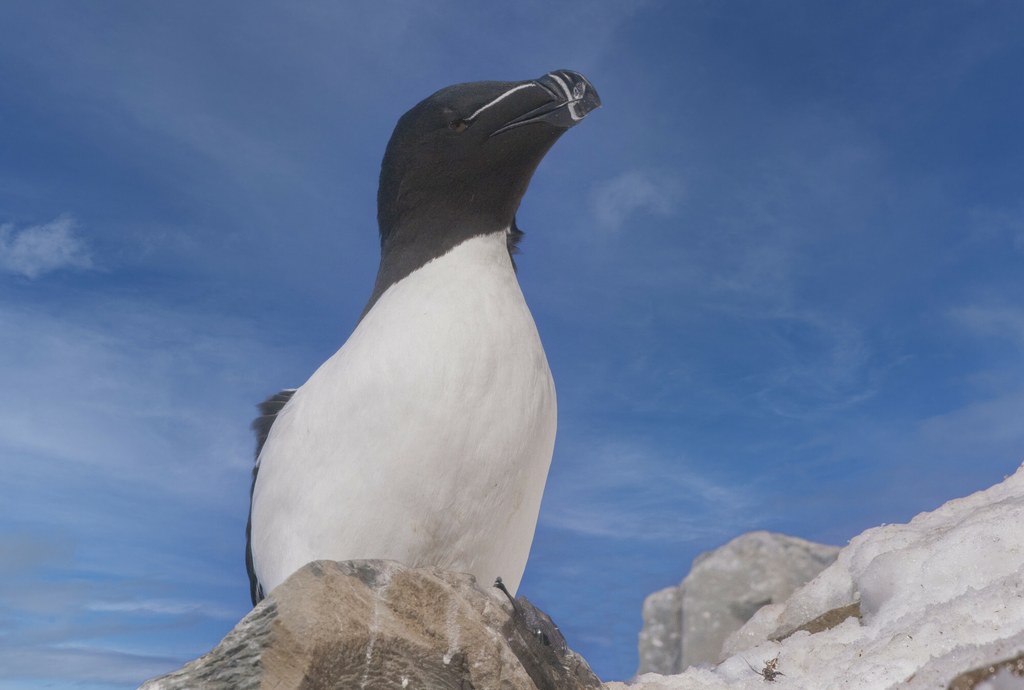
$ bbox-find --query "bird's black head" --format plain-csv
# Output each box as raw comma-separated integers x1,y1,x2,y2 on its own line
376,70,600,252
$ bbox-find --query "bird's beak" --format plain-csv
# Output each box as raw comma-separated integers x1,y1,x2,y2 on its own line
490,70,601,137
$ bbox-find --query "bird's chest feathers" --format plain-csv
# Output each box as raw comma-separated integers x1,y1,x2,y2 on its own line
368,231,545,380
301,231,555,472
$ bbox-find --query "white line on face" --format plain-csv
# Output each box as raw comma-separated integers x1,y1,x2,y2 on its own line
467,83,541,122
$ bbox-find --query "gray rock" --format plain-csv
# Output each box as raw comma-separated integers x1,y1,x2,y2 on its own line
140,559,601,690
636,586,681,675
636,531,839,675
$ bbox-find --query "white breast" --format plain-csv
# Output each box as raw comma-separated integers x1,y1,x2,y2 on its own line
250,231,557,596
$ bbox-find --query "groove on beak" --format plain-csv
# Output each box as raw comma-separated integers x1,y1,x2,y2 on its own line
490,70,601,137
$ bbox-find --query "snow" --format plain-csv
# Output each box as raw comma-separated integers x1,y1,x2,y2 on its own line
608,463,1024,690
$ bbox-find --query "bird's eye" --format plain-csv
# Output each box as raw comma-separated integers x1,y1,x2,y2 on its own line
448,119,469,133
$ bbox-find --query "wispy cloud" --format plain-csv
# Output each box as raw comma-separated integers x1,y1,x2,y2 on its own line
0,296,291,686
949,305,1024,345
915,390,1024,456
590,169,684,232
0,215,94,279
968,205,1024,240
0,298,283,493
86,599,236,619
0,533,73,575
541,439,756,542
0,646,177,685
749,310,878,419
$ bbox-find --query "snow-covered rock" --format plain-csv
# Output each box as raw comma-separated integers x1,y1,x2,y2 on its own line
637,532,838,674
613,463,1024,690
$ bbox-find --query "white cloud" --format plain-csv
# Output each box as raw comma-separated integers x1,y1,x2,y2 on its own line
0,533,73,575
0,296,285,686
0,215,94,278
916,390,1024,454
750,310,878,419
966,205,1024,257
0,646,175,684
949,305,1024,346
591,169,684,232
0,298,283,499
87,598,236,619
541,439,756,542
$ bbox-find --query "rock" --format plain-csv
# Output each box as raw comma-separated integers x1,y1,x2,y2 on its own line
947,652,1024,690
637,531,839,674
636,586,682,676
619,464,1024,689
779,601,861,639
139,559,601,690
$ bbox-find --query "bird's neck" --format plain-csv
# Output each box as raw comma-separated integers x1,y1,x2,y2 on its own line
361,211,512,322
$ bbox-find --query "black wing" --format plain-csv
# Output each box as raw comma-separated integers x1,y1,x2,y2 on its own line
245,388,296,606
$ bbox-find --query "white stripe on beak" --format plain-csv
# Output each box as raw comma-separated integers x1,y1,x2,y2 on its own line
467,83,542,122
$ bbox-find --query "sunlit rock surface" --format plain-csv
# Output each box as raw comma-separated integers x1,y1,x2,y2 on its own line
139,559,601,690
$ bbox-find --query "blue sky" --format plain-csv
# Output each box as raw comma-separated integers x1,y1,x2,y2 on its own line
2,1,1023,685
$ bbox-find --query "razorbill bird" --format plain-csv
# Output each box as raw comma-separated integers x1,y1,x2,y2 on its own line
246,70,600,605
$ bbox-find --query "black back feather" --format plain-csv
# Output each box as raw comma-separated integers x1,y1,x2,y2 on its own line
245,389,296,606
507,216,525,272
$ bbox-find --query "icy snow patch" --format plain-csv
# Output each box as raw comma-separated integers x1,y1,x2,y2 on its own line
615,463,1024,690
